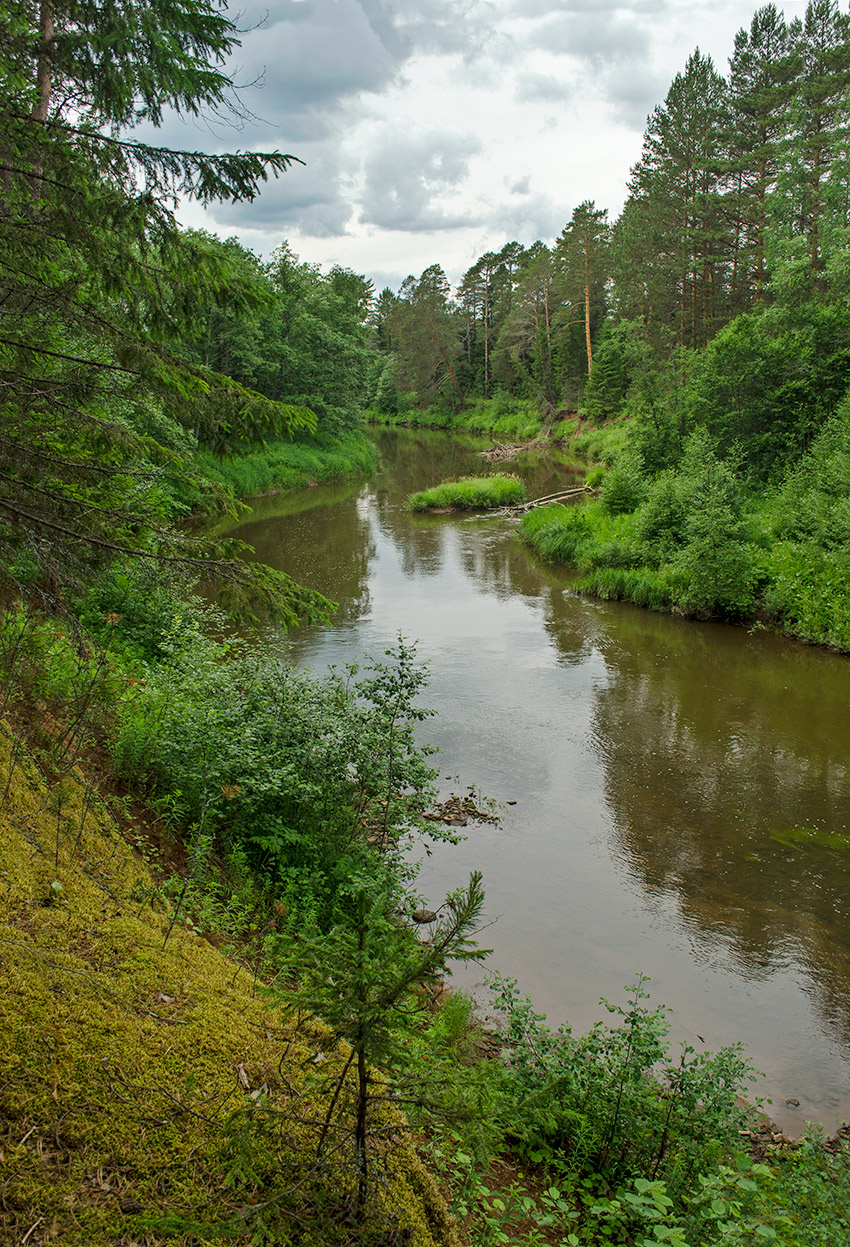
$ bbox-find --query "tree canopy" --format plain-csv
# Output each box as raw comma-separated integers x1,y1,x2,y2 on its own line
0,0,324,620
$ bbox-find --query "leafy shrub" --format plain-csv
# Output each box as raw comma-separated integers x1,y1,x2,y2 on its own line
762,542,850,649
490,974,757,1195
773,407,850,549
114,623,446,926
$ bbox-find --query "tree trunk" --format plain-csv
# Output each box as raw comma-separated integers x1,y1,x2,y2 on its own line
32,0,55,122
354,1044,368,1220
583,233,593,375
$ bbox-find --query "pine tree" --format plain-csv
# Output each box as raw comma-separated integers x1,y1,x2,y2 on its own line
782,0,850,284
389,265,463,408
493,246,561,411
726,4,795,305
620,51,730,350
555,201,610,376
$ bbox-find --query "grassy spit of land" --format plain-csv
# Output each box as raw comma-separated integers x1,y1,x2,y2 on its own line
408,475,526,512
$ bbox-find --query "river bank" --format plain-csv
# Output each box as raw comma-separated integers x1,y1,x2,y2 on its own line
175,428,377,516
517,418,850,654
219,425,850,1136
6,423,850,1245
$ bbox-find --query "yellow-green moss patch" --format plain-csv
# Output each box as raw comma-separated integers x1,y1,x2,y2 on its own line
0,730,459,1246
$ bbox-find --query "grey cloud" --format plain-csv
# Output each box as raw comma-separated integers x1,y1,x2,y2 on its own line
509,0,668,15
605,61,668,126
132,1,400,149
482,192,568,243
358,0,497,60
208,142,354,237
530,12,651,64
360,132,482,232
515,72,574,104
232,2,398,137
509,174,531,194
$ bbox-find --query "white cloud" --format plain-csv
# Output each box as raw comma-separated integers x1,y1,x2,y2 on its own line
167,0,812,287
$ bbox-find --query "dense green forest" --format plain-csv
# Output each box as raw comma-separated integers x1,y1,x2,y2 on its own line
3,2,850,1247
370,0,850,650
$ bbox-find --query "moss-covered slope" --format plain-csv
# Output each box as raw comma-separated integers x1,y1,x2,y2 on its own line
0,731,457,1246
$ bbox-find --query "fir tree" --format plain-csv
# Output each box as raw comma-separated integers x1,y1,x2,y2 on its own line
0,1,321,621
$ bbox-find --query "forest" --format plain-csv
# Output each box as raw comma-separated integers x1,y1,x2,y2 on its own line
367,0,850,650
2,2,850,1247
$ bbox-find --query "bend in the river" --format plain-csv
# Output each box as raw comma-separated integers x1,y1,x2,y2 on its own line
224,427,850,1133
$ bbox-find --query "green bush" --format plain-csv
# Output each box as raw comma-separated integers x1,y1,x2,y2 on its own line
762,542,850,648
114,620,447,927
600,447,647,515
491,974,757,1194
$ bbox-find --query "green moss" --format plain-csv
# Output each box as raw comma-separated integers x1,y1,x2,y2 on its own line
0,730,458,1246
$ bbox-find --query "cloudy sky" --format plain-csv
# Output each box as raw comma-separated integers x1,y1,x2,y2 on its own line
159,0,810,290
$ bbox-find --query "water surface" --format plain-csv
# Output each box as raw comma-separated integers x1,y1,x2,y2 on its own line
230,428,850,1131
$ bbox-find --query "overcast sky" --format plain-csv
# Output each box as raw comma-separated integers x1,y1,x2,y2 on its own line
159,0,811,290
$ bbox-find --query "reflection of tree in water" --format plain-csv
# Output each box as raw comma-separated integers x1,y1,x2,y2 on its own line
371,427,488,499
587,606,850,1048
370,425,584,585
232,492,375,625
377,507,447,579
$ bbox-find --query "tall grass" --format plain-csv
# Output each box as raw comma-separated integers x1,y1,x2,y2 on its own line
407,475,526,512
369,397,546,440
182,431,377,512
573,421,631,465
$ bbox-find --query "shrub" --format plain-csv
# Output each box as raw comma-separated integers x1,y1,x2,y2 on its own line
600,447,647,515
490,974,757,1194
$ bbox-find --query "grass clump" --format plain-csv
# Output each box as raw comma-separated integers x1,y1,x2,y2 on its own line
408,474,525,512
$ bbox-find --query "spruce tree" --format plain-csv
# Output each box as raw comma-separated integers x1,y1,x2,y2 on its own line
0,1,320,620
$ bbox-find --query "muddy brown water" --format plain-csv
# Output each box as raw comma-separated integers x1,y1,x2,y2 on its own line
225,427,850,1132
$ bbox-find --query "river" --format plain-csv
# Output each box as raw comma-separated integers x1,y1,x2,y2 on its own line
228,427,850,1132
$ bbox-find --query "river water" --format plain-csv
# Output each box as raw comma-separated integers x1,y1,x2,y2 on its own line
228,427,850,1132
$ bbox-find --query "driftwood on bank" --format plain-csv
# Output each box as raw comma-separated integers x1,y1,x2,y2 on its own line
496,484,596,516
423,791,501,828
480,440,545,462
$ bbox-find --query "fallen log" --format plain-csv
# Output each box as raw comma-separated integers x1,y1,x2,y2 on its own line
496,484,595,515
480,439,546,461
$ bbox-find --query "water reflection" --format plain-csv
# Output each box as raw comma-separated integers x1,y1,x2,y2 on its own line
219,427,850,1129
586,607,850,1054
235,481,376,625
